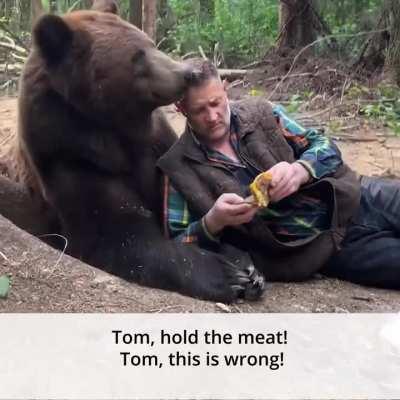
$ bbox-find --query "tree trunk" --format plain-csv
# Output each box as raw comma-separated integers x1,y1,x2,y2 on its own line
355,3,390,73
31,0,44,25
277,0,317,51
143,0,157,40
49,0,57,13
386,0,400,85
20,0,31,31
157,0,177,45
9,0,21,33
129,0,143,29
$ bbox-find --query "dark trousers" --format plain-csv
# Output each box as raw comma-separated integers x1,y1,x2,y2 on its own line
322,176,400,289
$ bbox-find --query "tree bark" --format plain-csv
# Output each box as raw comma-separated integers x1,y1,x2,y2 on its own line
157,0,176,44
49,0,57,13
143,0,157,40
129,0,143,29
20,0,31,31
355,3,390,73
277,0,317,51
386,0,400,85
31,0,44,26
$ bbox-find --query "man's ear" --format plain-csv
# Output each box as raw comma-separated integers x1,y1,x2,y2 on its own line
222,78,229,91
33,14,73,67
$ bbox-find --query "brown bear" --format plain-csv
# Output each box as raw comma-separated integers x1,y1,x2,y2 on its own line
0,0,264,302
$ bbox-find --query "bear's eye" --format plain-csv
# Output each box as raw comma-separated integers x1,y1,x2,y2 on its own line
131,49,147,77
131,49,146,65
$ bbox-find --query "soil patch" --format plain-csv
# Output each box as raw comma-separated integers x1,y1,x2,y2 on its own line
1,96,400,313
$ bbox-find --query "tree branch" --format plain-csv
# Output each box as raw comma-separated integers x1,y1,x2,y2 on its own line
268,28,389,100
0,22,29,52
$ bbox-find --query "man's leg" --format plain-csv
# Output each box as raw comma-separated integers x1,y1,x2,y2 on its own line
355,176,400,232
323,228,400,289
322,176,400,289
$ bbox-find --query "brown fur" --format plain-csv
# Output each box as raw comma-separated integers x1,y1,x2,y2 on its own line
0,1,261,302
0,0,118,193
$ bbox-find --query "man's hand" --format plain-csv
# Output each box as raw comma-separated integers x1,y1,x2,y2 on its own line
267,161,310,203
204,193,259,235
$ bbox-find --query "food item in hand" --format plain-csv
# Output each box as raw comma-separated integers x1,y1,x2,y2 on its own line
249,171,273,208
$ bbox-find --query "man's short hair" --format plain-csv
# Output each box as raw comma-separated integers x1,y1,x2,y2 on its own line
185,58,220,87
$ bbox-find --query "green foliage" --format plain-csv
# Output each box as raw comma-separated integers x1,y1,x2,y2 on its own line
359,84,400,135
344,82,400,135
67,0,84,12
0,0,390,65
285,94,303,114
376,82,400,99
0,275,10,298
316,0,385,60
326,120,342,134
0,0,394,74
165,0,278,66
41,0,87,13
41,0,50,12
345,82,371,99
248,88,265,97
361,99,400,135
284,91,315,114
162,0,386,65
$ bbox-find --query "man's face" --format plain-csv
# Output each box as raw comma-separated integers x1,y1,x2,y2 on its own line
180,78,230,145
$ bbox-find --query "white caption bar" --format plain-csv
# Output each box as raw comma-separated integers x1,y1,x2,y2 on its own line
0,314,399,399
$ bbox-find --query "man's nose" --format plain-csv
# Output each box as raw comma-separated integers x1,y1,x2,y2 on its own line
206,108,218,122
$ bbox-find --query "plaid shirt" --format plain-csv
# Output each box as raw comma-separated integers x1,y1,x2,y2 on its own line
164,104,343,245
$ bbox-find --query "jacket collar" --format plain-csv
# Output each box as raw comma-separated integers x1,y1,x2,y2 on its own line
231,101,260,137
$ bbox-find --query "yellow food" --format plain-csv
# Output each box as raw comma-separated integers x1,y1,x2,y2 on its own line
249,171,273,208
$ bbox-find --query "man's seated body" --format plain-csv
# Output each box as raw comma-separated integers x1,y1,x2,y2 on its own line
157,59,400,291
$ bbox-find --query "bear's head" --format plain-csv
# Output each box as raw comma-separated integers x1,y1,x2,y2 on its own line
31,2,193,124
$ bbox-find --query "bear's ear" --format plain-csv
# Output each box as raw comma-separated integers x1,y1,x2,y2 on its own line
33,14,73,66
91,0,119,14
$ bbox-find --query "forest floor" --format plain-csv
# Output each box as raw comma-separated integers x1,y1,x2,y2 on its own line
1,59,400,312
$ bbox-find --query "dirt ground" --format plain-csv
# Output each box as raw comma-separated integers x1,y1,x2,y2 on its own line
1,95,400,313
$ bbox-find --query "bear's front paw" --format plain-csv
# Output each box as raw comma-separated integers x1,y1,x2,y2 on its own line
230,263,265,301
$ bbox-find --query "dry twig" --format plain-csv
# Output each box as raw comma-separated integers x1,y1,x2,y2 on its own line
268,29,389,100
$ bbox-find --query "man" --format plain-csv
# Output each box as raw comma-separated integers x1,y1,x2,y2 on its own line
157,58,400,289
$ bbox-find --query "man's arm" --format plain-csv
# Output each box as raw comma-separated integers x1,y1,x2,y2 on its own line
164,176,220,247
164,177,258,244
273,104,343,179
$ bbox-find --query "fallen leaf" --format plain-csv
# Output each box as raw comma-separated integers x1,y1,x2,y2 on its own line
0,275,10,298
